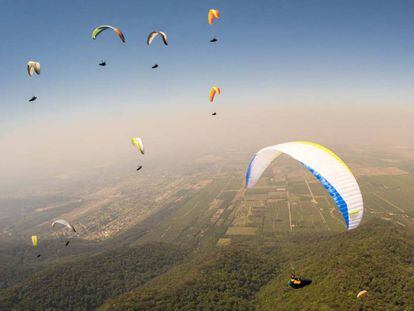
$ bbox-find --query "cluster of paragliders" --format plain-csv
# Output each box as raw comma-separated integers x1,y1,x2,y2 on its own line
31,219,76,258
26,8,368,302
246,141,366,297
28,10,222,254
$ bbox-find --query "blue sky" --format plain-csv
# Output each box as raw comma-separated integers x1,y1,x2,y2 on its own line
1,0,414,184
1,0,414,128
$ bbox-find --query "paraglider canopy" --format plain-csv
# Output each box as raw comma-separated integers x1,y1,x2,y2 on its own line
208,9,220,25
147,31,168,46
209,86,221,103
357,290,368,299
131,137,145,155
92,25,125,43
246,141,364,230
52,219,76,232
27,61,41,76
31,236,38,249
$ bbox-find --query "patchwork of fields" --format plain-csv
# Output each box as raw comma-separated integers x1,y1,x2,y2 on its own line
134,155,414,248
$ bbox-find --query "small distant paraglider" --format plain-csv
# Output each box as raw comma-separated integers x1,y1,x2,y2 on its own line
92,25,125,67
131,137,144,171
208,9,220,42
36,254,42,258
212,112,217,116
288,274,312,289
52,219,76,248
357,290,368,299
32,235,41,258
209,86,221,116
147,31,168,68
27,61,40,102
92,25,126,43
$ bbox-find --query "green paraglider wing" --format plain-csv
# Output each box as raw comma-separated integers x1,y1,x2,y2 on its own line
92,25,125,43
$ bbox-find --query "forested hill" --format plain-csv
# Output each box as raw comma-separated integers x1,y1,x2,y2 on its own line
0,242,187,310
101,220,414,310
0,220,412,310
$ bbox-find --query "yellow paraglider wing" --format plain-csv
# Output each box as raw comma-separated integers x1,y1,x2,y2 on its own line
208,9,220,25
131,137,145,155
31,235,38,249
209,86,221,103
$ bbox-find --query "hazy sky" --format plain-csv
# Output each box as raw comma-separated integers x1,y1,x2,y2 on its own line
1,0,414,184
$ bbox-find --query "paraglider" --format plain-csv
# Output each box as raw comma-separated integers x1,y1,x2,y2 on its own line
36,254,42,258
212,112,217,116
99,61,106,66
27,61,41,76
208,9,220,25
209,86,220,116
92,25,125,43
52,219,76,232
147,32,167,68
208,9,220,42
27,61,40,102
65,241,70,247
246,141,364,230
131,137,144,171
32,236,41,257
288,274,312,289
147,31,168,46
357,290,368,299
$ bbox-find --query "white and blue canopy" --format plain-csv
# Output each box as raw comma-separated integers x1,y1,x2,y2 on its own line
246,141,363,230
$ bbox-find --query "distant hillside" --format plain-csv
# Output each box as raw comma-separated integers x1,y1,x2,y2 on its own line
0,242,187,310
100,220,413,310
1,220,412,310
101,245,280,310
